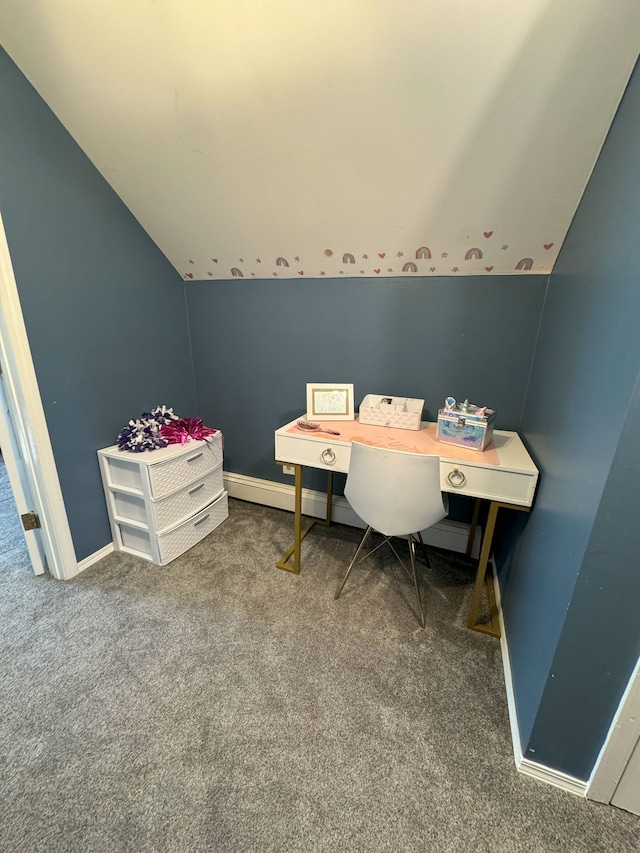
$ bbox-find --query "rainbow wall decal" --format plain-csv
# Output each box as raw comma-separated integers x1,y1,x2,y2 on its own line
415,246,432,259
342,253,356,264
230,267,244,277
515,258,533,270
464,248,483,259
402,262,418,272
276,257,290,267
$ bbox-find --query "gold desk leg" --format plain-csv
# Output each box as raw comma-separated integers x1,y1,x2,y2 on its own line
276,466,334,574
468,501,500,637
467,500,530,638
466,498,481,558
316,471,333,528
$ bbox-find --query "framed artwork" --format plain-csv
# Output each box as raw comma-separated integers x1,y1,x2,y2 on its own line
306,383,355,421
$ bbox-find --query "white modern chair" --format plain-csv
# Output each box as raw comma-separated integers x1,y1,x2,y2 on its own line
334,441,449,628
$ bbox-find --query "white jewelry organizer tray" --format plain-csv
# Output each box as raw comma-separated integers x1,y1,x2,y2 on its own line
358,394,424,431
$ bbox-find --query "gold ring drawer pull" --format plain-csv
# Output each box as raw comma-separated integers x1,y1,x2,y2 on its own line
447,468,466,487
321,448,336,465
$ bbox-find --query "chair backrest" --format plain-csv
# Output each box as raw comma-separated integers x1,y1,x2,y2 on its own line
344,441,447,537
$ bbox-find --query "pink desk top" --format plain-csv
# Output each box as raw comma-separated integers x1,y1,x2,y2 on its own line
287,418,500,466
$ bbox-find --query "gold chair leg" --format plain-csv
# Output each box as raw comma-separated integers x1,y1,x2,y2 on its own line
381,535,426,629
335,525,374,599
336,529,426,629
408,535,425,629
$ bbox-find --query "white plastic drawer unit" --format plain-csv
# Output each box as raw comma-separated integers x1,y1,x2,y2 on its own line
98,433,228,565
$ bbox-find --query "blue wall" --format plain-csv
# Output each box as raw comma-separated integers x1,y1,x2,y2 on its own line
0,48,197,561
186,275,546,494
502,58,640,779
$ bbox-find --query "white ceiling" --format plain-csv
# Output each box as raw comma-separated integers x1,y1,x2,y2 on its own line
1,1,639,281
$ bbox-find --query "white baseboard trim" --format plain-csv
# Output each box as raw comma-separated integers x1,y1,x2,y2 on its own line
517,757,588,797
76,542,114,574
494,558,588,798
223,470,481,557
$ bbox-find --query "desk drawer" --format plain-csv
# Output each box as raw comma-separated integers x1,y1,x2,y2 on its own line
440,460,535,506
276,433,351,473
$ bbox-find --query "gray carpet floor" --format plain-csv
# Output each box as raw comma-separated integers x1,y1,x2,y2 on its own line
1,457,639,853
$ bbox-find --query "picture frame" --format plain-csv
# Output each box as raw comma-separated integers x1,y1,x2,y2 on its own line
306,383,355,421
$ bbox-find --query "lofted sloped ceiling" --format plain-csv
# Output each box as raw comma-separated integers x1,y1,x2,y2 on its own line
1,1,639,282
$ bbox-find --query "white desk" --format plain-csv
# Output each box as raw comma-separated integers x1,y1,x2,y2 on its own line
274,416,538,636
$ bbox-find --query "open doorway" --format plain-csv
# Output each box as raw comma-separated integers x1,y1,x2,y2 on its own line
0,449,33,577
0,370,46,575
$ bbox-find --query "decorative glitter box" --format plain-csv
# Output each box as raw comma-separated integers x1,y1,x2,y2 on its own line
436,398,496,452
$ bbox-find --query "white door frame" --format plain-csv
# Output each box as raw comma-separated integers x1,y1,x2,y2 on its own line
588,656,640,806
0,212,78,580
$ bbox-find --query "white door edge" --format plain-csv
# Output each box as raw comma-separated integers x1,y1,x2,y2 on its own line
0,212,78,580
588,655,640,804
